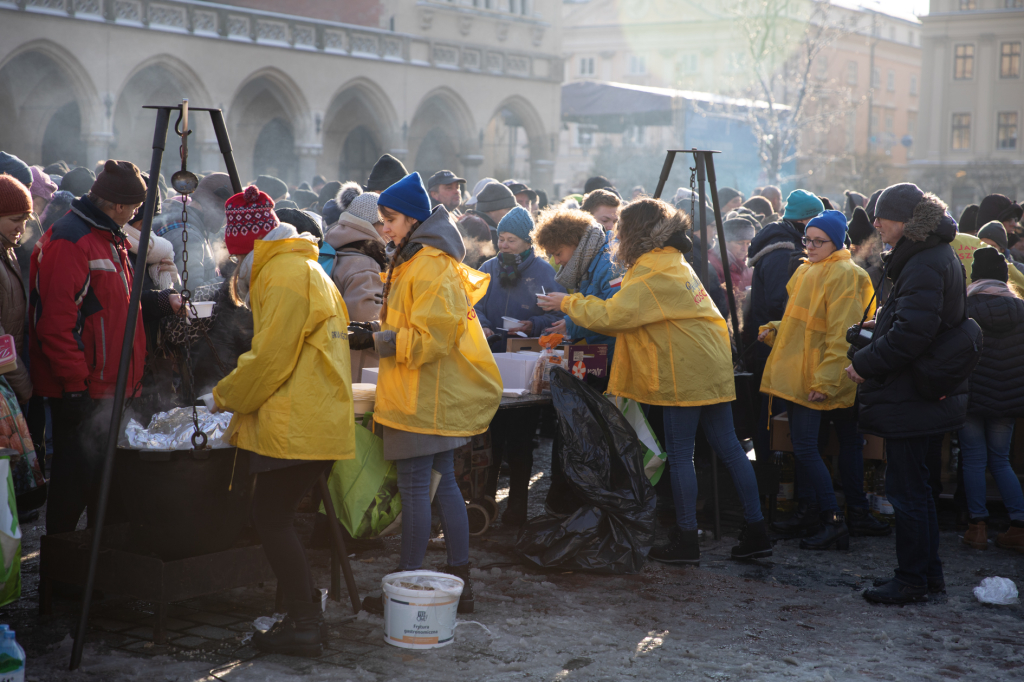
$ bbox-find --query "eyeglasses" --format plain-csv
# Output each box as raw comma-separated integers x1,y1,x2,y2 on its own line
801,237,830,248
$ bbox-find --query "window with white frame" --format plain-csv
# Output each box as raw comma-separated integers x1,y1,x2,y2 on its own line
628,54,647,75
998,112,1018,149
954,44,975,79
1001,42,1021,78
579,57,595,76
677,53,699,74
951,113,971,150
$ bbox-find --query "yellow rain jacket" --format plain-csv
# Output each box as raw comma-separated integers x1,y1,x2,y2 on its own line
374,246,502,436
952,232,1024,291
213,238,355,461
560,247,735,407
759,250,875,411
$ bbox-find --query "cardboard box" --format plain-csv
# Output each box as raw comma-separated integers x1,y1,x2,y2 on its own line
771,412,885,461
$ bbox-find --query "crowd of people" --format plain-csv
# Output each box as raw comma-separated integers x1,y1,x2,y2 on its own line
1,145,1023,657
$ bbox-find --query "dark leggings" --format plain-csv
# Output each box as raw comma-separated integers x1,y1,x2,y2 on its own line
252,461,332,605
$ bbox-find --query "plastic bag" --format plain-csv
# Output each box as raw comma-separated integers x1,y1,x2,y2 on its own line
530,334,564,394
320,414,401,539
609,396,666,485
515,367,656,574
0,452,20,607
974,577,1018,605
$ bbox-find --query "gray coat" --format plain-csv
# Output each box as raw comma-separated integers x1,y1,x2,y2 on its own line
153,207,222,289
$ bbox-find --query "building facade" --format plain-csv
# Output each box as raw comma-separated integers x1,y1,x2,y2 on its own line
560,0,922,199
0,0,562,192
914,0,1024,215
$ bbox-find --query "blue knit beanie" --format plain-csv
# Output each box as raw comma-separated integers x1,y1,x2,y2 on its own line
496,205,534,243
378,172,431,223
806,210,847,251
783,189,825,221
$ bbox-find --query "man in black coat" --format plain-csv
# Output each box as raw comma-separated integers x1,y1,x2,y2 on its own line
846,183,967,605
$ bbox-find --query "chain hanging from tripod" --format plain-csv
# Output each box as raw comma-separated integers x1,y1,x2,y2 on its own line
688,162,697,232
169,100,207,449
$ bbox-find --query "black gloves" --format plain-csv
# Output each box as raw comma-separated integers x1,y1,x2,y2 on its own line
61,390,94,425
347,323,375,351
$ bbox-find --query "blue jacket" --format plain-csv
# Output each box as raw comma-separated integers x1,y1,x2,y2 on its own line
564,232,619,354
475,251,565,335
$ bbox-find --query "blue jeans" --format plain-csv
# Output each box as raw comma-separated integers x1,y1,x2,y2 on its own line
792,408,869,510
958,415,1024,522
885,436,943,588
396,450,469,571
663,402,764,531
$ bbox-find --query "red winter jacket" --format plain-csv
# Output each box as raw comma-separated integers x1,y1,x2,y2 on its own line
29,197,147,399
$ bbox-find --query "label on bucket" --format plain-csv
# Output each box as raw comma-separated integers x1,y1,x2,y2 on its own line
384,594,459,647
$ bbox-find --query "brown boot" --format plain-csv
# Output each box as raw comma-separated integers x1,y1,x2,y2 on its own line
995,525,1024,553
962,520,988,550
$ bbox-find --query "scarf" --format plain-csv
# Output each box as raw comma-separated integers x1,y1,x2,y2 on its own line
497,248,533,288
967,279,1018,299
122,224,181,290
881,233,941,282
555,225,605,291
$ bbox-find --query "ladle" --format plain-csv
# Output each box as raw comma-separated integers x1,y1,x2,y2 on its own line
170,98,199,195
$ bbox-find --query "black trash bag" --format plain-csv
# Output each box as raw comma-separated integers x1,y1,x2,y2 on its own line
515,367,656,574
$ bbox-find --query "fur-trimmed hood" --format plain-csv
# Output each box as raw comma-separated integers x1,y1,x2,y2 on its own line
903,192,954,243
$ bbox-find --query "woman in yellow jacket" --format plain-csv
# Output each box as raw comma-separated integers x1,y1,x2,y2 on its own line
539,199,770,565
759,210,882,552
211,185,355,658
347,173,501,613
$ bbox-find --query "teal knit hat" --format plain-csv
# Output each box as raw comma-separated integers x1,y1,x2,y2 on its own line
783,189,825,221
497,205,534,243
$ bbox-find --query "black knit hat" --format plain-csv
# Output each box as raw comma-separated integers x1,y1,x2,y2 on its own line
957,204,979,235
60,167,96,197
844,190,867,217
292,188,318,210
972,246,1009,283
847,206,876,246
584,175,616,194
0,152,31,189
718,186,743,206
276,207,323,246
875,183,925,223
978,220,1009,251
364,154,408,192
976,194,1023,229
255,175,288,200
865,189,883,223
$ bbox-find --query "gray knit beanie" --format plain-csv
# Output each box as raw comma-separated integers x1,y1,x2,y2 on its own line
346,192,381,225
874,183,925,223
474,182,516,213
978,220,1009,251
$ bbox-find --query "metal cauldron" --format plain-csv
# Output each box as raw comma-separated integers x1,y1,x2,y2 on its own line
114,446,255,560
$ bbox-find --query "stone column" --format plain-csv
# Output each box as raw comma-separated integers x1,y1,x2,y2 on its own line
199,140,225,174
460,154,484,191
530,158,554,196
296,144,323,186
84,132,114,167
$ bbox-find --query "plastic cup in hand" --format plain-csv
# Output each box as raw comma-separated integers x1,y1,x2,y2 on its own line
188,301,215,319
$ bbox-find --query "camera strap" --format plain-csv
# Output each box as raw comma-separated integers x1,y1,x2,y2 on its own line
856,264,885,328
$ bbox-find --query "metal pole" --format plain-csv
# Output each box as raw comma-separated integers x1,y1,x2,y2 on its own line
70,107,171,671
694,151,709,284
317,476,362,614
208,110,243,194
704,153,744,360
652,150,677,200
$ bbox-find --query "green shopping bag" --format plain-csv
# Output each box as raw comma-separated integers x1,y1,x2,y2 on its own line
609,396,667,485
0,452,20,607
319,414,401,539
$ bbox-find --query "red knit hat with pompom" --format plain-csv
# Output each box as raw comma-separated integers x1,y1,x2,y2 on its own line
224,185,279,255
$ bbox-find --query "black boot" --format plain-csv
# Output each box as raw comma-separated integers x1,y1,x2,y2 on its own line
873,575,945,594
649,528,700,565
846,506,892,537
252,600,323,657
863,578,928,604
770,498,822,537
439,563,475,614
501,497,528,526
730,520,773,560
799,510,850,551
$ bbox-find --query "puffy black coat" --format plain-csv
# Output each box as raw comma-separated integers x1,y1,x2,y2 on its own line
966,292,1024,418
852,196,968,438
742,219,805,364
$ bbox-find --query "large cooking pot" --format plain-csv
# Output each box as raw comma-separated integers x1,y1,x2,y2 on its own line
115,446,255,560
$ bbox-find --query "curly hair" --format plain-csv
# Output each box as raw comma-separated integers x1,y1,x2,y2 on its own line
613,198,691,270
530,208,595,256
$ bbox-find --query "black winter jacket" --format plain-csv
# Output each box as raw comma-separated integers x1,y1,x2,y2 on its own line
742,219,805,363
966,292,1024,418
852,196,968,438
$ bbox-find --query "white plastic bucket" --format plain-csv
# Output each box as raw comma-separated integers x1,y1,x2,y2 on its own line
381,570,463,649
